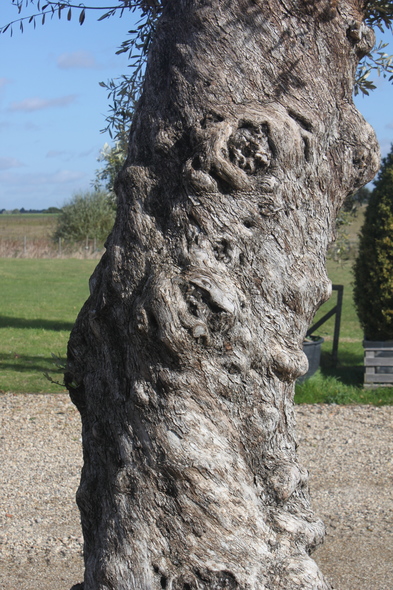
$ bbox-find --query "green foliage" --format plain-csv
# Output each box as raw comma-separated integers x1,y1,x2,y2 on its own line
99,5,162,137
365,1,393,31
355,1,393,96
54,190,115,243
94,137,127,198
353,145,393,340
354,40,393,96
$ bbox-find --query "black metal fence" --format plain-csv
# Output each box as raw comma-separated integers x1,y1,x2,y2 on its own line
306,284,344,367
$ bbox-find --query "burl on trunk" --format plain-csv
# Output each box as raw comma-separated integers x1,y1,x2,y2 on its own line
66,1,379,588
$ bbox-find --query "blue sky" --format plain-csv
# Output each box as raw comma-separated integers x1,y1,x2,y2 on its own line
1,3,393,210
1,2,139,210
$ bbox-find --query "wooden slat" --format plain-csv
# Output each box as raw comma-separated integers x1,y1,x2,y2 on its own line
365,373,393,383
364,347,393,352
365,367,376,374
365,357,393,366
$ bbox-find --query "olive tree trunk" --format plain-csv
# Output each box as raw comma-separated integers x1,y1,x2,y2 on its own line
66,1,379,588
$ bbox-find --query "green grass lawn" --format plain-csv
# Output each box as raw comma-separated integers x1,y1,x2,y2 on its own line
1,252,392,404
0,258,96,393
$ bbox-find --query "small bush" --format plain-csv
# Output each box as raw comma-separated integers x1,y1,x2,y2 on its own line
353,146,393,341
54,190,115,244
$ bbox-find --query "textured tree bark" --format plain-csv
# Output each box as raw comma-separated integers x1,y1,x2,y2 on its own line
66,1,379,588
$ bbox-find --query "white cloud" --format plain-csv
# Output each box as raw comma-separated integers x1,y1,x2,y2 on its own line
8,95,77,112
57,50,98,69
0,157,24,170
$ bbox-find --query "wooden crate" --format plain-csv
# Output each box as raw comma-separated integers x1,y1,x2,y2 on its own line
364,341,393,388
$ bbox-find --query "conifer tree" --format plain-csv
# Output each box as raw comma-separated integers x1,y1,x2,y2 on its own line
354,145,393,341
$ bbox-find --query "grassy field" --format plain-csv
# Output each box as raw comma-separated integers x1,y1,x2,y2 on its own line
0,213,104,258
0,213,58,238
0,258,96,393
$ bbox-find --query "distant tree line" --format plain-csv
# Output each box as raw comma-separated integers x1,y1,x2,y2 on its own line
0,207,62,214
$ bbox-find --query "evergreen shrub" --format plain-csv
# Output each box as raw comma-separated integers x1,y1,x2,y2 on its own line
353,146,393,341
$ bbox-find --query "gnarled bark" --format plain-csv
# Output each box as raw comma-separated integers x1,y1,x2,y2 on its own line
66,1,379,588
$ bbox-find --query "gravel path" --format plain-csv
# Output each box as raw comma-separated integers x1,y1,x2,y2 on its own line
0,393,392,590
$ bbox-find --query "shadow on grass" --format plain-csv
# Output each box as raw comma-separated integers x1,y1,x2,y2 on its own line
0,353,64,373
319,350,364,387
0,315,74,332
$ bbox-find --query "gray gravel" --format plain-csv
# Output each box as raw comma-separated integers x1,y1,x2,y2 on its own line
296,404,393,590
0,394,392,590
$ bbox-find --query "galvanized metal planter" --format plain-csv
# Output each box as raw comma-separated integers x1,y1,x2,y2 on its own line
298,337,324,383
